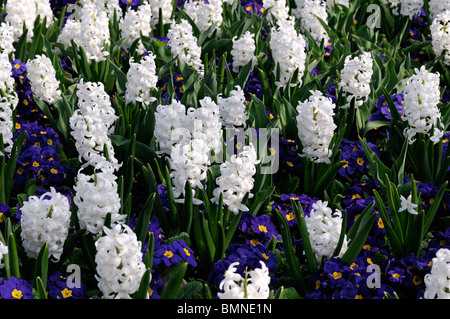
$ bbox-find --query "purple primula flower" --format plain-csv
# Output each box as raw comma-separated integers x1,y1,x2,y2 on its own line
153,243,183,267
47,272,88,299
173,240,197,267
0,277,34,299
11,59,26,77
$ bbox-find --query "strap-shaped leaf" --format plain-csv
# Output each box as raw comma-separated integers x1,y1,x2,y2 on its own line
133,268,152,299
160,262,188,299
275,209,306,292
292,201,317,273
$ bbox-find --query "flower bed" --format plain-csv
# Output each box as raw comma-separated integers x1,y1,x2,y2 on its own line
0,0,449,300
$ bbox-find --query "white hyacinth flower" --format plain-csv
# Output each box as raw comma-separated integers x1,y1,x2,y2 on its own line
79,0,123,21
58,2,111,63
154,100,188,156
381,0,423,18
26,54,62,105
293,0,329,45
212,144,260,214
69,80,120,170
0,241,7,269
431,10,450,66
119,1,152,55
218,85,248,128
0,52,18,154
125,53,158,107
169,137,211,204
402,66,444,144
429,0,450,21
149,0,174,25
186,96,223,156
5,0,54,42
339,51,373,108
0,23,16,56
230,31,257,73
269,16,307,88
167,19,204,76
95,224,147,299
296,90,337,164
184,0,223,33
424,248,450,299
305,200,348,264
263,0,290,25
218,261,271,299
74,165,124,235
20,187,71,262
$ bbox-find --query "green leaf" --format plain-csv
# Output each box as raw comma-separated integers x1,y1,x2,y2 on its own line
341,210,376,263
275,209,306,292
160,262,188,299
134,193,156,244
177,281,203,299
133,268,152,299
292,201,317,273
8,233,20,279
33,243,49,291
36,277,48,300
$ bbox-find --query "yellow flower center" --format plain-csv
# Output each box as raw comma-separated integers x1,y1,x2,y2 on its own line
12,289,23,299
61,288,72,298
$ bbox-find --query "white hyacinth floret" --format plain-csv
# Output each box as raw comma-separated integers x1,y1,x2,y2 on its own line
218,261,271,299
212,143,260,214
431,10,450,66
339,51,373,108
296,90,337,164
269,16,307,88
402,66,444,144
424,248,450,299
125,53,158,107
26,54,62,105
305,200,348,264
73,164,124,235
230,31,257,73
167,19,204,76
20,187,71,262
69,80,120,170
95,224,147,299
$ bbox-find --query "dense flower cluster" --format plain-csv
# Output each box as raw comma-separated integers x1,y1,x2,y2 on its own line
125,53,158,107
305,200,349,263
402,66,443,144
0,52,18,154
230,31,257,73
212,143,260,214
167,19,204,76
296,90,336,164
73,164,124,234
270,16,307,87
95,224,147,299
119,1,153,55
217,85,248,128
69,80,120,170
293,0,328,44
57,1,111,62
339,51,373,108
26,55,62,105
430,10,450,66
218,260,271,299
184,0,223,33
5,0,54,42
19,187,71,262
